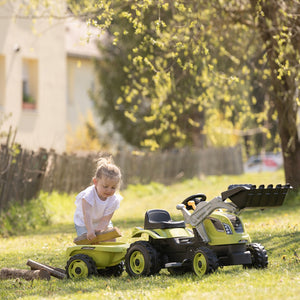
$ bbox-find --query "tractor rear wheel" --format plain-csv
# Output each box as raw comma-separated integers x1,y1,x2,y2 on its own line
125,241,160,277
66,254,97,279
191,247,218,277
243,243,268,269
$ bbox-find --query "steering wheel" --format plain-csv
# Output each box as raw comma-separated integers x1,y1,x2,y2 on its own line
182,193,207,210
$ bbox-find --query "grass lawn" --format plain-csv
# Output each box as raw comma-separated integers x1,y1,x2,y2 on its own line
0,170,299,299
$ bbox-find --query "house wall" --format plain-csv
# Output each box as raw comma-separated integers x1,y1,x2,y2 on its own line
0,5,67,152
67,56,98,130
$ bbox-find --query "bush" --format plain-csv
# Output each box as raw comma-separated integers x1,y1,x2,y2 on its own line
284,188,300,205
0,195,51,237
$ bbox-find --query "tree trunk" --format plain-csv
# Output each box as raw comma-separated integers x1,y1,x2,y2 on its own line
279,127,300,189
249,0,300,189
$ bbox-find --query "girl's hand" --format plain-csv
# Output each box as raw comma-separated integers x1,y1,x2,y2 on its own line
87,230,96,241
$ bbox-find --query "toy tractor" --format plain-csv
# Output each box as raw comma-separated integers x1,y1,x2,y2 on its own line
125,184,292,277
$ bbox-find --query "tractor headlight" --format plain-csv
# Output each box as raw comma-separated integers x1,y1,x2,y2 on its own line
223,223,233,235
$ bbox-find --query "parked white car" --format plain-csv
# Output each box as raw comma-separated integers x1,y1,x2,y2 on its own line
244,152,283,173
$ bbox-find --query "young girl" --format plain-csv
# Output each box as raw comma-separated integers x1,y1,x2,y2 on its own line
74,156,122,241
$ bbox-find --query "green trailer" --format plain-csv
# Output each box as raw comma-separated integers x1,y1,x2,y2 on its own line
65,242,129,279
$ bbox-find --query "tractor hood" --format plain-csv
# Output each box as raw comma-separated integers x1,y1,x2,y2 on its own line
221,184,292,210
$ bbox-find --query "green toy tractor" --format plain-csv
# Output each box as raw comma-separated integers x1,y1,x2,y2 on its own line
125,184,291,277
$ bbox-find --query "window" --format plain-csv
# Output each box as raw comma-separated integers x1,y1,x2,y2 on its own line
22,58,38,109
0,55,5,107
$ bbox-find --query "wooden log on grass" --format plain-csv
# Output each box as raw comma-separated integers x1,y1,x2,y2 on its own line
73,227,122,245
0,268,51,281
26,259,66,279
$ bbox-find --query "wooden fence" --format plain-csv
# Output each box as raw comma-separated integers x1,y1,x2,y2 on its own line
0,144,243,211
0,144,48,211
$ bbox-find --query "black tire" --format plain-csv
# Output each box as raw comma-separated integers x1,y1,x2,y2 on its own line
66,254,97,279
125,241,161,277
98,262,124,277
191,247,218,277
243,243,268,269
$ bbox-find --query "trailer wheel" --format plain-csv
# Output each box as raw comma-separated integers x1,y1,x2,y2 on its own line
66,254,97,279
125,241,160,277
243,243,268,269
192,247,218,277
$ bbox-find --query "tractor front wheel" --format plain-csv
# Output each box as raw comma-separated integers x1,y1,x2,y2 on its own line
243,243,268,269
66,254,97,279
125,241,160,277
191,247,218,277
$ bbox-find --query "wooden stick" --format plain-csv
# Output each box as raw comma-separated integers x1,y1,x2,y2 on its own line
0,268,50,281
26,260,66,279
28,261,66,275
73,227,122,245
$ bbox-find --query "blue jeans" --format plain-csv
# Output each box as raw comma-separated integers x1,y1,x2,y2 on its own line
75,221,114,236
75,224,88,236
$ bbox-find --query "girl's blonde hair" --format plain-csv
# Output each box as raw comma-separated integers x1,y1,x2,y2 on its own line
94,155,122,184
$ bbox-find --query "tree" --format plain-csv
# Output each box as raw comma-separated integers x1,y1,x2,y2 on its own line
250,0,300,189
92,19,153,148
93,1,263,150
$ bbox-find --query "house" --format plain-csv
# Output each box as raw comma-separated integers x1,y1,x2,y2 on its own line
0,2,102,152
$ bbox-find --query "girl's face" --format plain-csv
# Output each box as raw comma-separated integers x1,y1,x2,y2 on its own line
93,176,119,200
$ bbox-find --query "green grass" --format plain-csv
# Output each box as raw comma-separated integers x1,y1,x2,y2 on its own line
0,170,299,299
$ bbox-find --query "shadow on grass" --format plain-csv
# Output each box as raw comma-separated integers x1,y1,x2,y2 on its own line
241,203,299,218
255,231,300,253
21,223,76,237
32,218,144,236
3,217,144,241
2,272,184,300
113,217,145,229
2,272,210,300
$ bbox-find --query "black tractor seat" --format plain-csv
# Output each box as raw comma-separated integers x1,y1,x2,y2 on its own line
144,209,186,230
